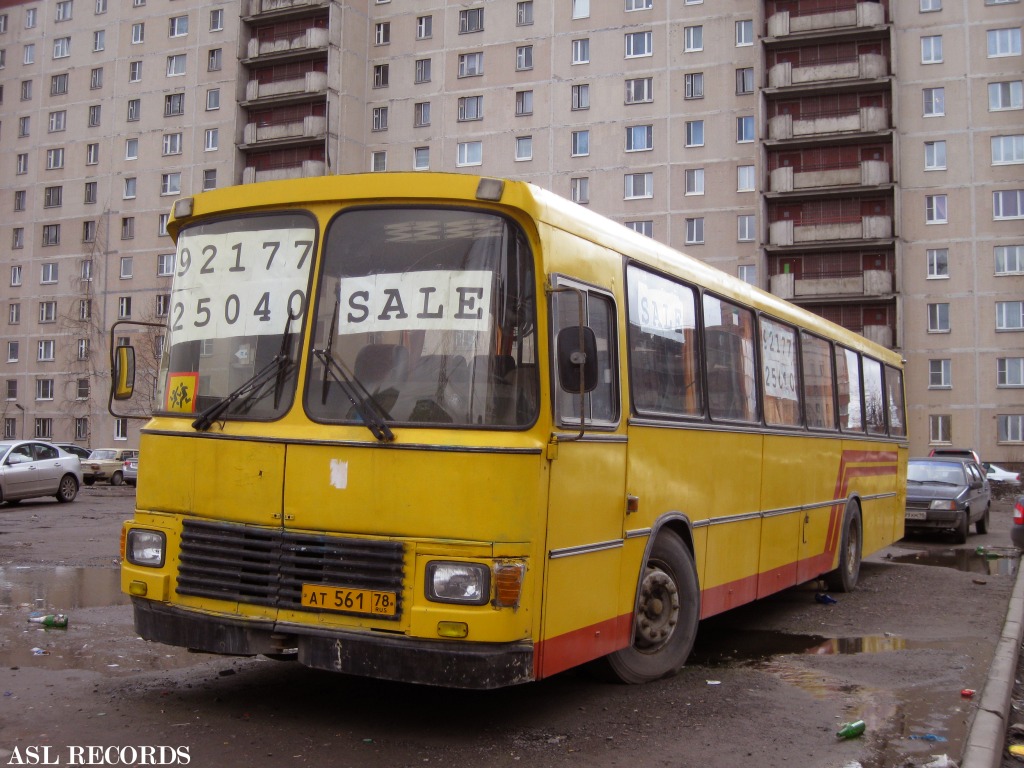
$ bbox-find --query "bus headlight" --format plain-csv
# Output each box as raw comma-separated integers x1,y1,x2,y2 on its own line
425,562,490,605
125,529,166,567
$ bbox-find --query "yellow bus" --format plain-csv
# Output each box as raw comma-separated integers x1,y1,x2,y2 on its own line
114,173,907,688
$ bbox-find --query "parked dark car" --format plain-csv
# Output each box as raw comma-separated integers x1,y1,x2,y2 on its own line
905,456,991,544
1012,496,1024,550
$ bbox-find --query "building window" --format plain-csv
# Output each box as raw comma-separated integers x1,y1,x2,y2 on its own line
924,140,947,170
169,15,188,37
38,340,55,362
515,136,533,161
995,245,1024,274
624,172,653,199
119,256,133,279
685,120,704,147
571,177,589,204
994,190,1024,219
929,359,951,388
12,229,24,249
685,73,704,99
987,28,1021,57
992,135,1024,164
516,91,533,116
517,1,533,25
81,260,93,281
23,44,35,65
46,149,64,169
88,105,101,126
459,8,484,34
39,300,57,321
165,93,185,116
49,111,66,132
84,182,97,203
374,21,390,45
921,35,943,63
42,225,60,246
684,168,704,195
163,133,182,155
8,303,19,324
158,214,169,236
738,265,757,285
415,58,431,83
93,29,105,51
416,15,432,39
572,0,589,18
921,0,942,10
371,151,387,172
927,302,950,332
79,299,91,321
119,297,132,319
458,52,484,77
51,73,68,95
132,23,144,44
625,77,652,104
457,141,482,167
14,190,26,211
121,217,135,240
82,221,96,243
210,9,223,31
53,36,70,58
414,101,432,125
457,95,483,120
373,64,389,88
127,98,141,121
736,116,755,143
90,67,103,89
208,48,221,71
161,173,181,196
572,38,590,64
738,165,756,191
927,248,949,277
204,128,218,151
166,54,186,76
625,125,653,152
626,30,652,57
738,214,756,242
571,130,590,157
372,107,388,131
998,415,1024,443
733,68,754,95
685,218,705,244
998,358,1024,387
207,89,220,111
116,418,128,441
43,186,62,207
989,81,1023,110
929,417,950,448
516,45,533,71
124,177,137,199
7,342,18,363
413,146,429,170
627,221,653,237
997,301,1024,330
86,144,99,165
570,84,588,110
735,20,753,46
18,117,30,138
926,194,948,223
157,253,175,276
684,26,702,52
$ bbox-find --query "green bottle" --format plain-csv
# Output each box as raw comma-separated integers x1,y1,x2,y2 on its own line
837,720,865,739
28,614,68,628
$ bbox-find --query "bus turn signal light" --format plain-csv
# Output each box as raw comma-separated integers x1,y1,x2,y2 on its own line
493,562,525,608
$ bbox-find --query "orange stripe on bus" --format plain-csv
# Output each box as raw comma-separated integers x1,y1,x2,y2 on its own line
535,613,632,679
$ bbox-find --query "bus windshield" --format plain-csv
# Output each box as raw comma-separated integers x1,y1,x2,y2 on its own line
305,207,538,430
156,212,316,422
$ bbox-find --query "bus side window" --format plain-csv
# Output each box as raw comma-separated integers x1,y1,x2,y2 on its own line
553,285,619,426
800,332,837,430
703,294,759,423
835,346,864,433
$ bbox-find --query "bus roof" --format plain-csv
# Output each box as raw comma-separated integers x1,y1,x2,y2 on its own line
169,172,902,368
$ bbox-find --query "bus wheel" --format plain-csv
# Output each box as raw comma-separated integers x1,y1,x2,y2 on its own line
602,531,700,684
824,501,862,593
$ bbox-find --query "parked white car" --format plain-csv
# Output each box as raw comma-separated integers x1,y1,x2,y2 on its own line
984,462,1021,485
0,440,82,505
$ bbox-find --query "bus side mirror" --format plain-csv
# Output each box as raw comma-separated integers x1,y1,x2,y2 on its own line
113,345,136,401
556,326,598,394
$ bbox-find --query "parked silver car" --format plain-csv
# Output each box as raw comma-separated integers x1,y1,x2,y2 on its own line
123,456,139,487
0,440,83,505
905,457,991,543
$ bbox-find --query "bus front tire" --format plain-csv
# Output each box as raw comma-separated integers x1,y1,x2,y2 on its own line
824,502,862,593
601,531,700,685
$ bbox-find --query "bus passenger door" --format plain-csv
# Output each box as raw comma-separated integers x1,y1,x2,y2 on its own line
538,279,629,679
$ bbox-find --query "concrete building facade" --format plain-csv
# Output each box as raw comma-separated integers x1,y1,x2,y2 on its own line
0,0,1021,463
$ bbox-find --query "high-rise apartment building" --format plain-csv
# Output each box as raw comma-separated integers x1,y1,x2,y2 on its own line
0,0,1021,462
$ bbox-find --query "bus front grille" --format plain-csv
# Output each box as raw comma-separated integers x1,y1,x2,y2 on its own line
176,519,405,620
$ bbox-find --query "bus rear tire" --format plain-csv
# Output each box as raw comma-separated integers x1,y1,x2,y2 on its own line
600,530,700,685
824,501,862,593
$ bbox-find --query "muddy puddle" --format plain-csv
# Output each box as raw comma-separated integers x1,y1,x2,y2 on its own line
0,565,198,674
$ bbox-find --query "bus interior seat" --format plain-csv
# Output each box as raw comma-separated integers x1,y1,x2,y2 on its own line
354,344,409,392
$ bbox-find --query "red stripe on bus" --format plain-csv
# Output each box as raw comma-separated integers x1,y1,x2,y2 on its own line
534,613,633,679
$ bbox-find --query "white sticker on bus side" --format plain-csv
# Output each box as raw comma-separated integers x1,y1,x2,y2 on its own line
338,270,493,334
330,459,348,490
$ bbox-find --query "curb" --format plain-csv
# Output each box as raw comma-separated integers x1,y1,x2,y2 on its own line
961,554,1024,768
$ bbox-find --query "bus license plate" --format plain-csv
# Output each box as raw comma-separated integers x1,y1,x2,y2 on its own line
905,510,928,521
301,584,398,616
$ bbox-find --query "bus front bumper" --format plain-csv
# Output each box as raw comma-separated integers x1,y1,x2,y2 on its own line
132,598,535,689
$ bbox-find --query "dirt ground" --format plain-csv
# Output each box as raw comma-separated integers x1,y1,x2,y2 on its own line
1,485,1020,768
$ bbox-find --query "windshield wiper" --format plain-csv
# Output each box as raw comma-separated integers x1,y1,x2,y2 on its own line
191,311,297,432
312,299,395,443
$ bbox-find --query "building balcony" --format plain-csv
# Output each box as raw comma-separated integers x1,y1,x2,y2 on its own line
769,215,892,246
768,53,887,89
769,269,893,301
244,0,328,19
768,105,889,141
242,159,327,184
246,26,328,60
769,159,890,193
242,115,327,147
766,1,886,38
245,71,328,102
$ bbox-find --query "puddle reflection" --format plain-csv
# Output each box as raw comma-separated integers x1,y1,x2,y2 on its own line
886,546,1019,576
